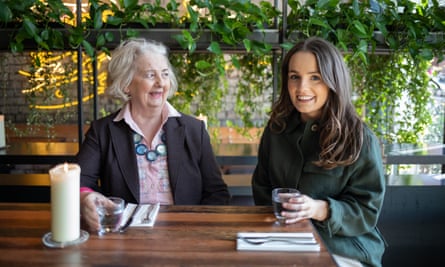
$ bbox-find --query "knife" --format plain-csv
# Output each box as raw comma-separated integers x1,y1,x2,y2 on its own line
142,203,160,224
119,205,139,233
240,235,315,241
147,203,160,224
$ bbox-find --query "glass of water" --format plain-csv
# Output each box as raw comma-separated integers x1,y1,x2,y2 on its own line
272,188,301,224
96,196,125,235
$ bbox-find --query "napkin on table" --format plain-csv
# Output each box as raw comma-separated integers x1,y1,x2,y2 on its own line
120,203,160,228
236,232,320,252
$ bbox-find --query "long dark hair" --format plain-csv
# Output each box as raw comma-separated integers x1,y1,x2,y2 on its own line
269,37,364,169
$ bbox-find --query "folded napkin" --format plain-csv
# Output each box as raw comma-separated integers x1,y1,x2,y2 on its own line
120,203,160,228
236,232,320,252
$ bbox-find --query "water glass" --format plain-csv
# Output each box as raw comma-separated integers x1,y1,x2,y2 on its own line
96,197,125,235
272,188,301,224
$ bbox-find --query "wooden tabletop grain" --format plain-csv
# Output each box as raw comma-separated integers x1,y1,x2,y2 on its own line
0,204,337,267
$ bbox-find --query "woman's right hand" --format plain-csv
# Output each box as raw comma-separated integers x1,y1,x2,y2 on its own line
80,191,107,232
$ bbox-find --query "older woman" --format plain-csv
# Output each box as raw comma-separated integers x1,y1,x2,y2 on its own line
77,38,230,232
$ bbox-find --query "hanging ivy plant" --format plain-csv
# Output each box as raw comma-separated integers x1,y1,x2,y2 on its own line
169,52,226,126
1,0,444,145
285,0,444,144
173,0,279,73
350,52,432,144
0,0,73,53
231,53,273,127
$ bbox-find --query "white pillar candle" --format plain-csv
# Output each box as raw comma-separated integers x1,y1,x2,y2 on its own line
49,163,81,242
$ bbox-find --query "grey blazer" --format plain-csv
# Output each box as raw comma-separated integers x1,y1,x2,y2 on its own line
76,111,230,205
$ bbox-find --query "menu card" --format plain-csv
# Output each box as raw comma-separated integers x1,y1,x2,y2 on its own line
120,203,160,228
236,232,320,252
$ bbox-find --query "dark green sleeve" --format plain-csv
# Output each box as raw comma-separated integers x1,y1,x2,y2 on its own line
315,127,386,236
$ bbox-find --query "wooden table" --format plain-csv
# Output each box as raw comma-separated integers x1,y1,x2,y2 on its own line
0,204,337,266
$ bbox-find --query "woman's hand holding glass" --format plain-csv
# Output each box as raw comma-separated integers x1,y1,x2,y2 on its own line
281,195,330,224
80,191,108,232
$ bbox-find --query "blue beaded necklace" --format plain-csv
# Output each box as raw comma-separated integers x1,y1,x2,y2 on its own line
133,132,167,162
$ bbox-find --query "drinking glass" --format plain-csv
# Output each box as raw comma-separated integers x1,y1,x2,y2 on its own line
96,197,125,235
272,188,301,224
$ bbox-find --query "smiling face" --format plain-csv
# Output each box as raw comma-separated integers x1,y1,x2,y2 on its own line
127,52,170,112
287,51,330,122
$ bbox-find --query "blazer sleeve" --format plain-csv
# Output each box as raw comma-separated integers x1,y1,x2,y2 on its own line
76,112,140,203
252,126,273,205
165,115,231,205
76,119,103,192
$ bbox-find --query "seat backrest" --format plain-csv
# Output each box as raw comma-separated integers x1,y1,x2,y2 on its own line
377,185,445,267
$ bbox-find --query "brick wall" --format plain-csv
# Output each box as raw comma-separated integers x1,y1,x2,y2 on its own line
0,53,30,122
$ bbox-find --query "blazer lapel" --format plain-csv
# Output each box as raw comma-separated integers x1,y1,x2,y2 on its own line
164,117,186,194
109,120,140,201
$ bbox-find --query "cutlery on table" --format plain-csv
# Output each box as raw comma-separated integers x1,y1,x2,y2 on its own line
142,204,157,224
239,236,317,245
119,205,139,233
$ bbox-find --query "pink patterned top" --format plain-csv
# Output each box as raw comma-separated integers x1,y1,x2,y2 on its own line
113,102,181,204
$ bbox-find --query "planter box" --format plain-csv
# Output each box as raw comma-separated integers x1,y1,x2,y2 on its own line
0,28,281,52
287,30,444,54
88,28,281,52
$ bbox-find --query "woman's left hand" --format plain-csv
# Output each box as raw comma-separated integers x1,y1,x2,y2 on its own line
281,195,329,224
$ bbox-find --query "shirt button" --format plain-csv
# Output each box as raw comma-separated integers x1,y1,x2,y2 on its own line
311,124,319,132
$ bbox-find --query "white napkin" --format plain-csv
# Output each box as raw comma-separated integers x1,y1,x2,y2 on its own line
120,203,160,228
236,232,320,252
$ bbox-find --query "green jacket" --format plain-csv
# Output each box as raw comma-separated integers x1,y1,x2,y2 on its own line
252,112,386,267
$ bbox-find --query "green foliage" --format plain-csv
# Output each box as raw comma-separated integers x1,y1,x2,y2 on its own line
173,0,279,74
285,0,443,144
286,0,444,64
0,0,444,144
230,53,273,128
168,52,273,130
168,52,226,127
0,0,73,52
350,52,432,144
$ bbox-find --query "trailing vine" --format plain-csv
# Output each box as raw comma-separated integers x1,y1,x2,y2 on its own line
285,0,444,144
0,0,444,145
350,52,432,144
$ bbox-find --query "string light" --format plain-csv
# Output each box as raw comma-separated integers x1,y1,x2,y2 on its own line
19,51,108,110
